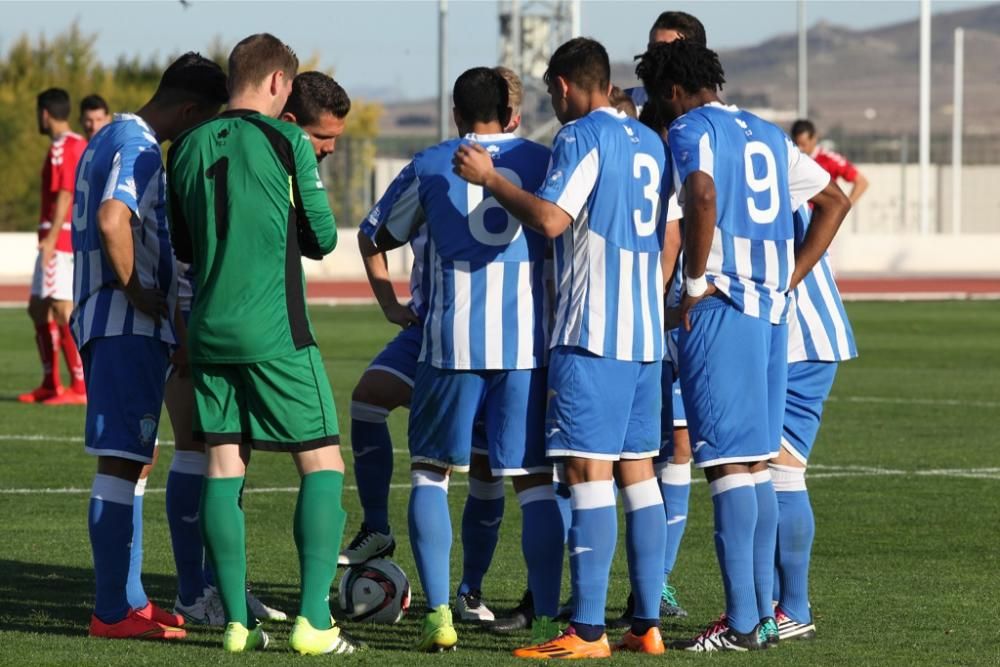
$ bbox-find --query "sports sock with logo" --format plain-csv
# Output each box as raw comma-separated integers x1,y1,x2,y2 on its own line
89,473,136,624
568,480,616,635
771,463,813,623
201,476,251,627
58,323,85,393
350,401,393,534
518,484,564,619
752,469,779,622
34,321,61,391
125,476,149,609
294,470,346,630
657,461,691,583
459,476,504,595
622,478,666,629
710,473,759,635
166,450,207,606
408,469,452,609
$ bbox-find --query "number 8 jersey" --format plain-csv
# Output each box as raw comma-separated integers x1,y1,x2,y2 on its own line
668,102,830,324
536,107,670,363
365,133,551,370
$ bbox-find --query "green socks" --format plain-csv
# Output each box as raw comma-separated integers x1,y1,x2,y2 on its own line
294,470,347,630
201,476,253,627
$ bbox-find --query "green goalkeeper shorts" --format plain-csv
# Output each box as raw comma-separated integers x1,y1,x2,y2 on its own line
193,345,340,451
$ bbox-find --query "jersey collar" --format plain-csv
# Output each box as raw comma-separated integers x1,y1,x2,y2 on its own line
704,101,740,113
114,113,157,139
464,132,518,142
594,106,627,119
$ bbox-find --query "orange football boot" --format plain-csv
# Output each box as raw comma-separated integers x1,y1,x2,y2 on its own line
42,389,87,405
513,626,611,660
89,608,186,640
135,601,186,628
615,626,665,655
18,385,62,403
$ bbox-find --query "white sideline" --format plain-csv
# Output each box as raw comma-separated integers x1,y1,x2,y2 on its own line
1,464,998,495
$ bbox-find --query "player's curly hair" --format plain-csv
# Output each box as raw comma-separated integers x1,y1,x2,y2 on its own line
635,40,725,98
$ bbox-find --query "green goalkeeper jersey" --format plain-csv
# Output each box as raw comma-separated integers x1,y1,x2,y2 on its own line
168,110,337,364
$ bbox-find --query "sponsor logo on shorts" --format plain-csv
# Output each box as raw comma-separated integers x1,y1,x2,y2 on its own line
693,440,708,453
139,414,157,447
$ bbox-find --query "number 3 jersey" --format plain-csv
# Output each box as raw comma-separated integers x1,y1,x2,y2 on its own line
364,133,551,370
536,107,670,363
668,102,830,324
167,110,337,364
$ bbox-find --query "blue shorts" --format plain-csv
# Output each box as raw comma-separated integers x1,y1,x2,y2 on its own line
678,297,788,468
781,360,838,464
366,324,423,387
655,363,679,464
545,346,661,461
409,363,547,476
82,335,170,464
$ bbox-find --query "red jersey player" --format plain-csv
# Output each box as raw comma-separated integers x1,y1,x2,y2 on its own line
791,119,869,204
20,88,88,405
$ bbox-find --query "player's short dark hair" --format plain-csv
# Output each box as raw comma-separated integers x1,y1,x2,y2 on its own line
228,33,298,96
152,52,228,108
37,88,71,120
651,11,708,47
453,67,509,125
80,94,109,115
791,119,816,138
544,37,610,93
283,72,351,125
635,40,726,98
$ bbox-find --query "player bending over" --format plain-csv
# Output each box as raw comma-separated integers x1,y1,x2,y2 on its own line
74,53,227,642
636,40,850,651
455,37,673,658
168,34,358,655
368,66,557,652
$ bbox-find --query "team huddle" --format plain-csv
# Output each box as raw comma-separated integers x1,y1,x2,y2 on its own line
51,8,858,659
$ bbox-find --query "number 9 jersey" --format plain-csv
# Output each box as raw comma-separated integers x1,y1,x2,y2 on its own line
668,102,830,324
536,107,670,363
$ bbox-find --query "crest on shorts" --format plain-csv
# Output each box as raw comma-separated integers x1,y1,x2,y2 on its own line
139,414,157,447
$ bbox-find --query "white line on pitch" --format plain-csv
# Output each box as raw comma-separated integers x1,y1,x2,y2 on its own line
827,395,1000,409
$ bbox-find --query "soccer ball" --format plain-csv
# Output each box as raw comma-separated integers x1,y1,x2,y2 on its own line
338,558,411,624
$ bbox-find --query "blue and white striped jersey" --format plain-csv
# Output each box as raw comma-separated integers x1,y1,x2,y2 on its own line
537,107,669,362
668,102,829,324
788,206,858,363
71,113,178,349
364,132,551,370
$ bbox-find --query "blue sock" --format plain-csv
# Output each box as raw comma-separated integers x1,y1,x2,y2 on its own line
710,474,758,634
166,450,207,606
408,470,452,609
753,471,779,622
623,479,667,623
554,480,572,545
459,477,504,594
568,480,617,630
772,464,813,623
658,462,691,583
89,474,136,623
125,478,149,610
518,485,564,618
351,401,393,534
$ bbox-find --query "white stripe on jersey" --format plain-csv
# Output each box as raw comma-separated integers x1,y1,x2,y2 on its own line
733,237,760,318
638,251,653,361
485,262,503,368
452,261,472,369
429,239,445,367
764,240,782,322
556,148,599,219
796,287,835,358
517,262,533,368
698,133,714,179
105,290,128,337
587,231,607,353
616,246,634,359
811,261,852,358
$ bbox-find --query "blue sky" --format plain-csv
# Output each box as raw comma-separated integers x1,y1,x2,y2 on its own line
0,1,992,99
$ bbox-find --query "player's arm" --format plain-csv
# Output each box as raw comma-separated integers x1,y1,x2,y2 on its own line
39,149,75,261
358,231,418,328
453,143,572,239
661,218,682,330
842,159,869,204
786,140,851,290
291,131,337,259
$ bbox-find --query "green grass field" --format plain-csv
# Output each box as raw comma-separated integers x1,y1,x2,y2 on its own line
1,302,998,666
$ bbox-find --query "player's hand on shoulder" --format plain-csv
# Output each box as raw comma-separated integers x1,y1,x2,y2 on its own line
680,283,717,332
384,302,420,330
452,142,494,186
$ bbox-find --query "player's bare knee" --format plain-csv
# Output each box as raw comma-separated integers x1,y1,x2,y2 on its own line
294,445,345,476
352,371,410,411
96,456,145,483
511,472,549,494
468,452,495,481
616,457,656,487
563,457,614,486
671,428,692,464
50,300,72,326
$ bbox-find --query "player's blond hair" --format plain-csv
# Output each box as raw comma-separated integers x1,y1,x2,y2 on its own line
494,66,523,117
609,86,637,119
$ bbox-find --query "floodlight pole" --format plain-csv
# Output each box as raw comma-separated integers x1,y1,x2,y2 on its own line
570,0,581,38
438,0,449,142
951,27,964,235
797,0,808,118
918,0,931,234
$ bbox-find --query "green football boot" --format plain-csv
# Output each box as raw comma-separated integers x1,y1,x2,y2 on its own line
416,604,458,652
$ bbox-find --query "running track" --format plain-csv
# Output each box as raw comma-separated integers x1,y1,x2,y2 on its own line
2,277,998,305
